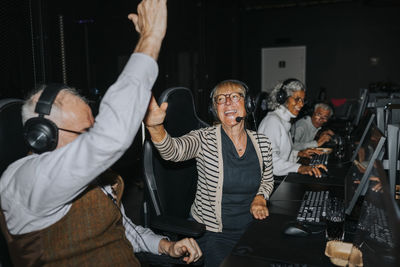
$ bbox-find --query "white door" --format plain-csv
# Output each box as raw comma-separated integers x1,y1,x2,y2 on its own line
261,46,306,92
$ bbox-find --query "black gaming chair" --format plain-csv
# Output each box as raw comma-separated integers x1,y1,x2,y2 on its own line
137,87,208,265
0,99,29,175
251,91,269,130
0,98,29,267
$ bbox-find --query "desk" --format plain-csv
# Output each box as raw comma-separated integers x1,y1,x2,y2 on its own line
268,178,344,216
221,171,347,267
221,214,332,267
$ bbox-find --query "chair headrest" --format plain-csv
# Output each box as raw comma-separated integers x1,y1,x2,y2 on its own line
159,87,208,137
0,99,29,175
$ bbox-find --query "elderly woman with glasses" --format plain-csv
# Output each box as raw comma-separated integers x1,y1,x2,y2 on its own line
145,80,274,267
258,79,327,178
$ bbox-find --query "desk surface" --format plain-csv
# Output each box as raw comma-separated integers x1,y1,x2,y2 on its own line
221,171,347,267
222,214,332,267
269,179,344,216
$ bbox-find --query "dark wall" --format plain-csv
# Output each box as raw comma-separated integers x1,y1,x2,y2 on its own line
239,2,400,101
1,1,399,114
0,0,35,99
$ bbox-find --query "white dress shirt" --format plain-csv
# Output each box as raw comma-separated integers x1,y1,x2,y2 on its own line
0,53,162,254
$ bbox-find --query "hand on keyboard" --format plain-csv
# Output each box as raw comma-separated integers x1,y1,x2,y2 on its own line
298,148,323,159
298,164,327,178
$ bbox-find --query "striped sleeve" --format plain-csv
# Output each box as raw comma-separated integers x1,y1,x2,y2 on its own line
153,130,201,162
255,134,274,199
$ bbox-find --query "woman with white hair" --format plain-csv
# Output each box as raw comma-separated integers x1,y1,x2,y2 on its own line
258,78,326,178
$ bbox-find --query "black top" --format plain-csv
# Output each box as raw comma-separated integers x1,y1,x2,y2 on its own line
221,128,261,232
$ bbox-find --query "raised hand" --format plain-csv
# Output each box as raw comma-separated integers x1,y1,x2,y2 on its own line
144,95,168,127
144,95,168,142
128,0,167,59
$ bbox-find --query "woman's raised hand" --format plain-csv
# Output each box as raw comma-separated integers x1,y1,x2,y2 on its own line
144,95,168,142
144,95,168,127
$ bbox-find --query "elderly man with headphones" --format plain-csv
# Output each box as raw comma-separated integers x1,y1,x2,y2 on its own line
145,79,274,267
258,79,327,178
0,1,202,266
291,102,335,151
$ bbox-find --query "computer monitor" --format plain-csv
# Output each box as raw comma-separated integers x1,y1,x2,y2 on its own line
386,124,400,199
353,88,369,127
350,113,375,163
375,98,400,134
351,159,400,267
345,122,386,216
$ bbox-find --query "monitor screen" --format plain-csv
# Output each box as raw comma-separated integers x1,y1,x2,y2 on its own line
351,160,400,267
351,109,373,145
353,89,369,127
345,122,386,216
350,112,375,162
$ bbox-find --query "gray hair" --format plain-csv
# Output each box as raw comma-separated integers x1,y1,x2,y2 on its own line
314,103,333,118
267,79,305,110
21,85,87,125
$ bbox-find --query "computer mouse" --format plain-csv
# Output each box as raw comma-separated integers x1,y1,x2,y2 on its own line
282,222,312,237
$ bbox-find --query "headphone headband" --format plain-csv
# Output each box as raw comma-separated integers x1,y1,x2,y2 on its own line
35,83,68,116
24,83,71,154
209,79,249,100
276,78,302,105
208,79,254,121
280,78,301,92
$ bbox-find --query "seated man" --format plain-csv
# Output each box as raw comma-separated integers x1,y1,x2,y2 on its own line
292,103,334,151
0,1,201,266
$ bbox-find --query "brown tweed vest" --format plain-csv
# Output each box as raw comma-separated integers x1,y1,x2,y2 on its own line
0,170,140,267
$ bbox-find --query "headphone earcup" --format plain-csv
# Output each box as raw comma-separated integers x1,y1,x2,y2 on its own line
276,88,288,105
23,117,59,154
208,102,217,121
245,95,255,114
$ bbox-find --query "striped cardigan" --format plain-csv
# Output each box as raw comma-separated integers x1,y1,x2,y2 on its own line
153,124,274,232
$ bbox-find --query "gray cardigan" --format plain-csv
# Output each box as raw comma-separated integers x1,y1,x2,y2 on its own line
153,124,274,232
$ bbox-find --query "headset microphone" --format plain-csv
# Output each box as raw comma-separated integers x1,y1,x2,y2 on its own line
235,116,244,122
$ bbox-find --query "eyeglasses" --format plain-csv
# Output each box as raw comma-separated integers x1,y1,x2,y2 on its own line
289,96,305,104
58,127,88,135
314,113,329,121
214,92,244,105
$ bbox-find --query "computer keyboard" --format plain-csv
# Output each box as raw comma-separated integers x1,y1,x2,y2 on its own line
296,190,329,224
357,201,394,248
310,153,329,166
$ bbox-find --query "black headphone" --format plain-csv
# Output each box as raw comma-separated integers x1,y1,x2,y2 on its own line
23,83,70,154
276,78,301,105
209,79,255,120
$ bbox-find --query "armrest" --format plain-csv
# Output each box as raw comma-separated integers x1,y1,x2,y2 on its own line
151,215,206,238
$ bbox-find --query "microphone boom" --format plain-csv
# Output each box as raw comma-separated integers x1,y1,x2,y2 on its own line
236,116,244,122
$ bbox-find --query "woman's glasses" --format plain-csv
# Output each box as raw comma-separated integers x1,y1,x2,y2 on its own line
289,96,305,104
214,92,244,105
